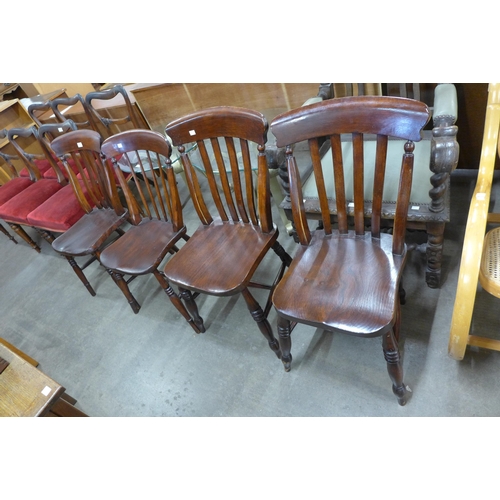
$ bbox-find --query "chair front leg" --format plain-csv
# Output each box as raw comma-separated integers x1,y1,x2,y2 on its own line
382,310,409,406
177,285,205,333
8,223,40,252
107,269,141,314
0,222,17,244
241,288,281,359
65,255,96,296
154,271,203,334
277,315,292,371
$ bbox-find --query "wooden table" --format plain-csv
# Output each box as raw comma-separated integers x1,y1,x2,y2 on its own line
0,341,87,417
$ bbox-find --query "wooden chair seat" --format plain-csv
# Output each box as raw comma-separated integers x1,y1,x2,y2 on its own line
164,106,292,354
272,231,404,335
164,218,279,296
52,207,127,256
270,95,431,405
100,219,186,276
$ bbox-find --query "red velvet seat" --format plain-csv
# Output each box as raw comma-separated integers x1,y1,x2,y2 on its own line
0,180,64,225
0,177,34,206
26,183,88,232
18,155,79,180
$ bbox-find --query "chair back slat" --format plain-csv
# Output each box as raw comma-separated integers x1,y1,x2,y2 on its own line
50,129,118,214
166,106,272,232
101,129,183,231
225,136,249,223
309,138,332,235
330,134,348,233
352,132,365,235
240,138,258,225
371,134,389,238
211,137,238,221
271,96,430,254
196,139,227,222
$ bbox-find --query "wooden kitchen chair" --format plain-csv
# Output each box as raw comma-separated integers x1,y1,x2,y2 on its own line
278,83,459,288
48,128,129,297
99,129,201,333
270,96,430,405
164,106,292,357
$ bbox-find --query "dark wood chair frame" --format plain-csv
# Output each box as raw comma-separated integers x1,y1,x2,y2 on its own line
164,106,293,358
98,129,202,333
270,96,431,405
277,83,459,288
41,123,129,296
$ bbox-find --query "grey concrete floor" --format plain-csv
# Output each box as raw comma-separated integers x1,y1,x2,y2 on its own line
1,170,500,417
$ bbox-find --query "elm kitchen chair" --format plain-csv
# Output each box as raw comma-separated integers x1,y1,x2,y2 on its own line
98,129,202,333
163,106,292,358
47,127,129,297
277,83,459,288
270,96,430,405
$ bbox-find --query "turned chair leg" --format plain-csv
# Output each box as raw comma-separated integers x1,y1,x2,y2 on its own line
154,271,203,334
107,269,141,314
64,255,96,296
9,223,40,252
382,305,410,406
36,228,97,297
0,223,17,244
277,315,292,371
241,288,281,359
177,286,205,333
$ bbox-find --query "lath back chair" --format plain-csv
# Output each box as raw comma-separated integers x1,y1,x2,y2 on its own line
163,106,292,358
279,83,459,288
270,96,430,405
98,129,201,332
49,128,128,297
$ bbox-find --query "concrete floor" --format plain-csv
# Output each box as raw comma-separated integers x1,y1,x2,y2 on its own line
1,169,500,417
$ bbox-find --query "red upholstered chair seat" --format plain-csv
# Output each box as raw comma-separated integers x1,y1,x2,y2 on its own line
26,183,89,232
0,180,64,224
19,158,56,179
0,177,34,206
19,156,79,180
